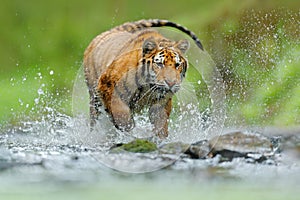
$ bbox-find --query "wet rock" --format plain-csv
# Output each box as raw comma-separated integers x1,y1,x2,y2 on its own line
108,131,279,163
159,142,190,154
270,136,282,153
184,140,211,159
110,139,208,158
209,131,274,162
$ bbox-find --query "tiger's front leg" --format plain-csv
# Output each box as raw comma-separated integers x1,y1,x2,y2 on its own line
110,94,134,132
149,98,172,138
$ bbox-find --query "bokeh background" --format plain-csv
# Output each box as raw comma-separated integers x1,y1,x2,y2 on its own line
0,0,299,128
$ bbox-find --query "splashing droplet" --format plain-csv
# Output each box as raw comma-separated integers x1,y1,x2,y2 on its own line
37,88,44,95
34,98,39,105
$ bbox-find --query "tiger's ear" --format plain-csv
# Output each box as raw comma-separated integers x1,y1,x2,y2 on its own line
142,39,157,55
176,39,190,54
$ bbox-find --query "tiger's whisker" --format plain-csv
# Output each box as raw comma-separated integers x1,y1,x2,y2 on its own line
135,85,157,104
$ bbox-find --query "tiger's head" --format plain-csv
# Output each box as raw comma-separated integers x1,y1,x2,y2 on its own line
142,38,190,97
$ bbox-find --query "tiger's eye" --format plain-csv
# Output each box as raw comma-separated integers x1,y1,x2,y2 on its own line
153,57,164,68
154,58,160,63
175,62,181,69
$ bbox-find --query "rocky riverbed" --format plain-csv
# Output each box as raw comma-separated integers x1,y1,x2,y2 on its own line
0,127,299,199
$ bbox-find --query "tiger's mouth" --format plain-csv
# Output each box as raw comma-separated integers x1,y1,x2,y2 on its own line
152,82,181,96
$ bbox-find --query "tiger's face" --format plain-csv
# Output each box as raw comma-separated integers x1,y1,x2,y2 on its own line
142,38,190,97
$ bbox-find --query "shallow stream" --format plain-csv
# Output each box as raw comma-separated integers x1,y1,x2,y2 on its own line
0,118,299,199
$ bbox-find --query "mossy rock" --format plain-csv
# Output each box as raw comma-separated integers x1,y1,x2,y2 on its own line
113,139,158,153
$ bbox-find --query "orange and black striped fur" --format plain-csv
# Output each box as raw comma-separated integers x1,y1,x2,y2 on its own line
84,19,203,138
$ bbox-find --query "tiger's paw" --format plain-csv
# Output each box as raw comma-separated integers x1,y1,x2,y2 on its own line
114,118,135,132
153,127,168,139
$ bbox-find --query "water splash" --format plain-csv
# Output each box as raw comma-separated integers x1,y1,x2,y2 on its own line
211,8,300,126
70,27,226,172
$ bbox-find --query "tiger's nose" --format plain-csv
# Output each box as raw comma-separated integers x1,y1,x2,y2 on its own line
165,79,176,88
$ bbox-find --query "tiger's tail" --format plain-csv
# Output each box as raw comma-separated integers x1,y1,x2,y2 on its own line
114,19,204,51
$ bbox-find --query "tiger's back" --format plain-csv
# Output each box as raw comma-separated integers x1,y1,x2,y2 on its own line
83,19,203,138
83,29,132,90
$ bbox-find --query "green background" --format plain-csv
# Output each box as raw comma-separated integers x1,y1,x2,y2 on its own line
0,1,299,199
0,0,299,127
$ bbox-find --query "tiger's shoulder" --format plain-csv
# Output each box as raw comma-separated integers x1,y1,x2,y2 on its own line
83,21,166,88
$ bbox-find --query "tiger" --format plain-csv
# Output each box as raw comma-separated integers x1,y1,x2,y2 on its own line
83,19,204,138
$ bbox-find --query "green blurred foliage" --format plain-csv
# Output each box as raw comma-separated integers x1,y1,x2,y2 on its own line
212,8,300,125
0,0,299,127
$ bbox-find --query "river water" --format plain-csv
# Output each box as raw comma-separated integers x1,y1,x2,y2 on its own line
1,69,299,200
0,118,299,200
